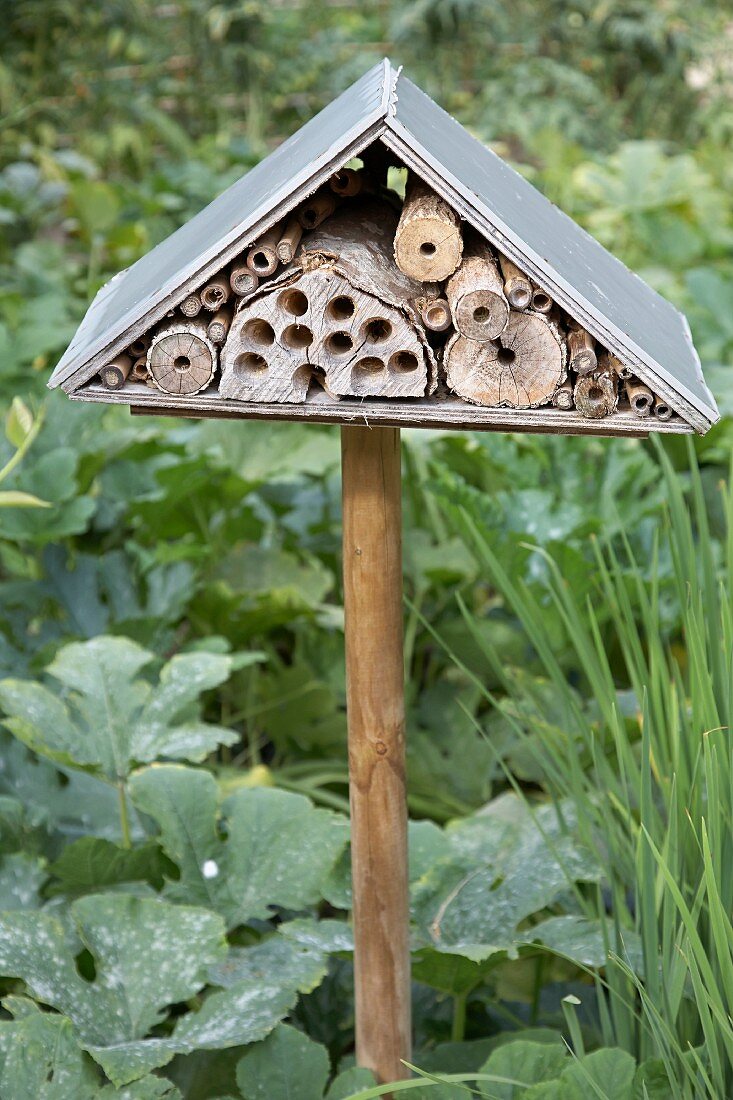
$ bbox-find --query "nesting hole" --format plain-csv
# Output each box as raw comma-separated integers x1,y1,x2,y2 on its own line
300,207,319,228
533,292,551,310
327,295,355,321
426,305,447,327
282,324,313,350
279,288,309,316
473,306,491,324
354,357,384,374
513,289,532,309
242,318,275,346
390,350,418,373
235,352,268,376
420,241,436,256
363,317,392,343
588,385,604,402
173,355,191,373
326,331,354,356
497,347,516,366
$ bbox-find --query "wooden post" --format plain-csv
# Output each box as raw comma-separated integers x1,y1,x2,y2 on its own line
341,425,411,1086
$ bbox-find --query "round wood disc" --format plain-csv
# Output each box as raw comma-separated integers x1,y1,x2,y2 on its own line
148,327,216,396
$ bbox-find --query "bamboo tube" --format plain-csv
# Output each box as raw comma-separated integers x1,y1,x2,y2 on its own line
625,377,654,417
653,396,674,422
131,357,148,382
530,285,553,314
394,174,463,282
574,367,618,419
446,240,508,341
99,354,132,390
341,425,411,1086
298,191,337,230
567,323,597,376
180,293,202,318
498,255,532,310
230,266,259,297
206,305,233,346
200,276,230,312
600,348,633,381
330,168,362,197
420,298,451,332
276,216,303,264
246,223,282,277
128,336,149,360
552,381,574,410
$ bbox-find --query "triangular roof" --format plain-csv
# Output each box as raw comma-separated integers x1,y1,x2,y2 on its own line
49,59,718,433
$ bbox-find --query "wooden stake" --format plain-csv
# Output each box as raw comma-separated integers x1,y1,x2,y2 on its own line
498,255,532,310
341,425,411,1086
446,242,508,341
394,174,463,282
567,323,597,376
276,216,303,264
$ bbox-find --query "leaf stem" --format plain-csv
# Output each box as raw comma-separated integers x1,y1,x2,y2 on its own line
118,782,132,849
452,990,468,1043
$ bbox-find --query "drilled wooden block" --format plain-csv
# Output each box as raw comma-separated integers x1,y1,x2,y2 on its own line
219,266,430,403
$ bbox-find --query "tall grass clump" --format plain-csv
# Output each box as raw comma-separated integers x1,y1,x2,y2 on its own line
442,440,733,1098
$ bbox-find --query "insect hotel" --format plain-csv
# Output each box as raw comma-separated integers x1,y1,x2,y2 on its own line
50,60,719,1087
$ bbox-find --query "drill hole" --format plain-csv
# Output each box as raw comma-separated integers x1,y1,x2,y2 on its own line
390,350,418,373
363,318,392,343
173,355,191,373
279,289,309,316
588,385,604,402
251,251,270,272
473,306,491,324
532,292,551,311
497,346,515,365
354,357,384,374
326,332,353,356
235,352,268,376
282,324,313,349
327,295,355,321
426,305,448,327
420,241,436,256
242,318,275,346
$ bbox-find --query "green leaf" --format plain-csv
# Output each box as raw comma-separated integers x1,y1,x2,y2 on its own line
559,1049,636,1100
0,1001,100,1099
411,794,600,962
326,1066,378,1099
129,765,349,928
0,851,45,909
208,933,328,996
235,1024,329,1100
632,1058,672,1100
98,1078,183,1098
4,397,34,449
48,837,168,893
480,1040,568,1098
527,916,644,975
0,894,227,1085
0,636,236,782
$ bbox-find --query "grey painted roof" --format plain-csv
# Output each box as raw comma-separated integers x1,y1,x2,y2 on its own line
50,59,718,432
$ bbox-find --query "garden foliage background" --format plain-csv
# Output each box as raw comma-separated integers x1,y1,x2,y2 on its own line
0,3,732,1098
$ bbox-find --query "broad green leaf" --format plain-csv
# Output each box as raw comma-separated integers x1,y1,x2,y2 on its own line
98,1078,183,1098
411,794,600,962
48,837,168,893
559,1049,636,1100
235,1024,329,1100
129,765,349,928
0,636,236,782
0,851,45,909
0,894,226,1084
209,933,328,996
528,915,644,975
480,1040,568,1098
326,1066,378,1099
4,397,34,449
0,1000,100,1099
632,1058,672,1100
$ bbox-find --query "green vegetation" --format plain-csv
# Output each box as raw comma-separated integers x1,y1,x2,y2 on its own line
0,3,731,1097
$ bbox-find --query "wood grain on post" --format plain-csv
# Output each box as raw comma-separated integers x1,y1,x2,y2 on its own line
394,174,462,282
341,425,411,1087
446,243,509,341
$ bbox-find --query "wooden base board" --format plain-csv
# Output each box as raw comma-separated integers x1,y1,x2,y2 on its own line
73,381,694,437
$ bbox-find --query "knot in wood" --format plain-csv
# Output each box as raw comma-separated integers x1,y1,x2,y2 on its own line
375,740,388,756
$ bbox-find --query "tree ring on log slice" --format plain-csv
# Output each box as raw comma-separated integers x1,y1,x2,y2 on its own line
444,311,566,408
147,325,217,396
